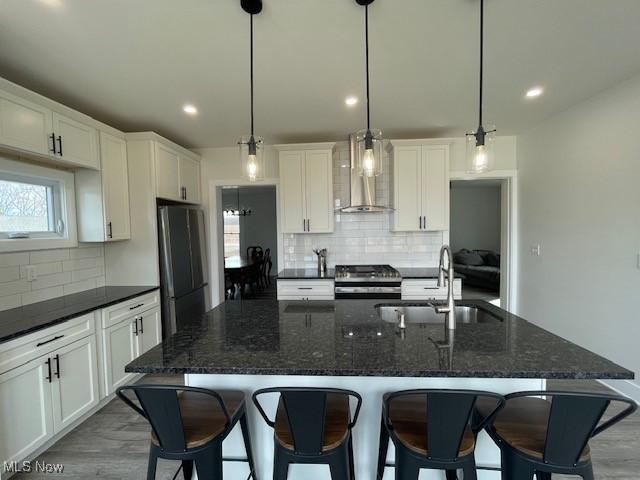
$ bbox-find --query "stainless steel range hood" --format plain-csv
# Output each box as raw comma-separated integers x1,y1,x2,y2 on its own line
339,134,392,213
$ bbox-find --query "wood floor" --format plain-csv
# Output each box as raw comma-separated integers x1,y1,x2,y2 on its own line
12,376,638,479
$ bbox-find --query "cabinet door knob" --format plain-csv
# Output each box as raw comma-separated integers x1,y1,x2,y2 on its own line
138,316,144,334
133,319,139,336
419,216,422,229
107,221,113,239
57,136,63,156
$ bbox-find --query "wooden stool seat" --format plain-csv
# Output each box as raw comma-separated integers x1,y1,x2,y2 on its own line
478,396,590,462
385,393,475,457
275,393,350,452
151,389,245,449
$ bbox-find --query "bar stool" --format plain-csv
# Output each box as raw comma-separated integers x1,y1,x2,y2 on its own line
117,384,256,480
252,387,362,479
476,390,638,479
376,389,505,480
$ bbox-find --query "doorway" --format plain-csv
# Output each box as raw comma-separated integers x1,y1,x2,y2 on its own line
220,185,277,300
450,179,507,306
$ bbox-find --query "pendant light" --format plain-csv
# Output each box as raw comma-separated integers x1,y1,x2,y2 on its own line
354,0,383,177
466,0,496,174
238,0,264,181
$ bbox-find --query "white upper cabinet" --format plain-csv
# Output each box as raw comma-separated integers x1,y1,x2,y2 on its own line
279,151,306,233
0,80,100,169
51,112,99,169
390,141,450,232
179,154,201,204
155,142,181,200
278,144,334,234
153,141,201,204
0,90,53,156
75,131,131,242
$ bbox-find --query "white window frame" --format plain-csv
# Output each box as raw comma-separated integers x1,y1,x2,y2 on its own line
0,156,77,252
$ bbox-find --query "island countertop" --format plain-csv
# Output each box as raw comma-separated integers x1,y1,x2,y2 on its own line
126,299,633,379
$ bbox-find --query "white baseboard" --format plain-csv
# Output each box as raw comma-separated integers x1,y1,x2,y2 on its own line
598,379,640,403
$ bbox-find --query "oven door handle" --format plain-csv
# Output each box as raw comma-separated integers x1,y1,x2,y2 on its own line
335,286,402,294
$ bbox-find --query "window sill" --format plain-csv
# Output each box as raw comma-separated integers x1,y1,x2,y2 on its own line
0,236,78,253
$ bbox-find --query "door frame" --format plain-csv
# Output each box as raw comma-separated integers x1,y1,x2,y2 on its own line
448,169,518,311
207,178,281,307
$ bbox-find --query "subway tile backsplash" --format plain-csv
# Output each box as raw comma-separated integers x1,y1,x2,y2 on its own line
0,245,106,312
282,143,445,269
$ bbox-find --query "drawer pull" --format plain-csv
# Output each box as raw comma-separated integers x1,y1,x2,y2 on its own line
297,287,313,290
36,335,64,347
423,287,440,290
129,303,145,310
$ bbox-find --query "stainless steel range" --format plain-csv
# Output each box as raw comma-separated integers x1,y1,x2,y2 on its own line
334,265,402,299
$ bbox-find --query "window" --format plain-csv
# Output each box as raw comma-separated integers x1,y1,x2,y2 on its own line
0,157,77,252
0,176,60,235
223,211,240,257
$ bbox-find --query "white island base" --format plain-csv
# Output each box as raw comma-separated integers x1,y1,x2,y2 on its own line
186,374,545,480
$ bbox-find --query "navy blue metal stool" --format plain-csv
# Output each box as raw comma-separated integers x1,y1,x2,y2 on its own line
376,389,505,480
477,390,637,479
252,387,362,480
117,384,256,480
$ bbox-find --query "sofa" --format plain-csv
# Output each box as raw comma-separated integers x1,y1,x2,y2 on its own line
454,249,500,292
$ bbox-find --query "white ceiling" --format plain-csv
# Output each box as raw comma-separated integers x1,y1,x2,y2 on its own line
1,0,640,148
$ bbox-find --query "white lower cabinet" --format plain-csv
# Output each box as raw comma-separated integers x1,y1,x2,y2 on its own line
50,335,100,433
102,305,161,396
0,356,54,466
102,316,138,396
0,292,162,472
276,280,335,300
0,335,99,469
137,308,162,356
401,278,462,300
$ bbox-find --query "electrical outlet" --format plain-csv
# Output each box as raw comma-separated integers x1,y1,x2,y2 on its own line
530,244,541,256
25,265,37,282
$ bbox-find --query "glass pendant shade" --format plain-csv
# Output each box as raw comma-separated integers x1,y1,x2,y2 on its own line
466,127,495,174
239,134,264,181
355,128,383,177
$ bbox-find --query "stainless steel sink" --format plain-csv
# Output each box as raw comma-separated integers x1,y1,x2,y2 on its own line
377,305,502,325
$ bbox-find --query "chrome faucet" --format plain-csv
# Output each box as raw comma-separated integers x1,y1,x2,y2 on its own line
435,245,456,330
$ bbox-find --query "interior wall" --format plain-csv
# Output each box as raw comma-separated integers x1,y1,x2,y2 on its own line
450,184,501,253
517,73,640,398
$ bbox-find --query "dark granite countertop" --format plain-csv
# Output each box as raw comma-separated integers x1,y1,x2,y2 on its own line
277,269,335,280
0,286,158,343
126,299,633,380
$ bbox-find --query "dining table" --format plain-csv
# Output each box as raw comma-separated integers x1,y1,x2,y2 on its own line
224,255,258,298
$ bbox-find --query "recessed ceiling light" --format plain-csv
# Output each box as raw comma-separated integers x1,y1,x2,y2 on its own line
525,87,544,98
183,104,198,115
345,96,358,107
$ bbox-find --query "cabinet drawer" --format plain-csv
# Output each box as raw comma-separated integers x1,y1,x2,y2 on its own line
101,290,160,329
277,280,334,299
0,313,95,375
401,279,461,299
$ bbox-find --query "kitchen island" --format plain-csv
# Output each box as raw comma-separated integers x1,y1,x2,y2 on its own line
126,299,632,479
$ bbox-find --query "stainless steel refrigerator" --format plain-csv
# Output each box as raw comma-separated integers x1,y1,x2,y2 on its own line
158,205,208,337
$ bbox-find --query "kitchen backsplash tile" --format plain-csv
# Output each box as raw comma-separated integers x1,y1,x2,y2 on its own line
282,143,445,269
0,244,106,312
